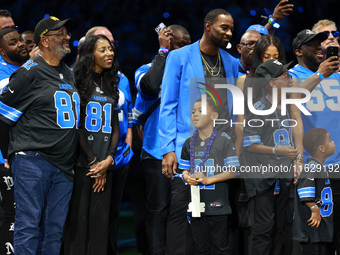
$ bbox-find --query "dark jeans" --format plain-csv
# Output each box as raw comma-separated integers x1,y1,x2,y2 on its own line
12,151,73,255
143,159,171,255
191,215,229,255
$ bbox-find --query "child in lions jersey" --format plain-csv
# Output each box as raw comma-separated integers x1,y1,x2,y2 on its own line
293,128,335,254
179,97,239,254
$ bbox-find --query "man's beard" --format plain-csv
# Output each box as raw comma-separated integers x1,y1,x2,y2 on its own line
210,33,228,49
7,51,29,65
51,40,71,57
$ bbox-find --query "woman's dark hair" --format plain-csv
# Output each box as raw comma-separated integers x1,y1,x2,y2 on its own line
244,35,286,114
74,34,119,106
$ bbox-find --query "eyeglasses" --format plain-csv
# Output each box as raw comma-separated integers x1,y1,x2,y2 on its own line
239,41,257,50
324,30,339,38
45,32,71,38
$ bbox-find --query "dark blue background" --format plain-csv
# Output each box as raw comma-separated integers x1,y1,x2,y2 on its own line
3,0,340,89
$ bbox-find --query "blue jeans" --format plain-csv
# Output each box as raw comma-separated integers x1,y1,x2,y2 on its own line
11,151,73,255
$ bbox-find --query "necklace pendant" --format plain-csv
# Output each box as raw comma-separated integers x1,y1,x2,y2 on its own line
211,69,214,75
200,141,205,146
95,87,104,94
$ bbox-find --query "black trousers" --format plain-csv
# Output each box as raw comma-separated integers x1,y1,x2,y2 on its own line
191,215,229,255
300,242,330,255
143,159,171,255
107,163,130,254
166,176,193,255
252,183,289,255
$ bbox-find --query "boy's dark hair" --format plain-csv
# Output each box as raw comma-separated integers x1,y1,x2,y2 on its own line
204,9,230,27
194,97,221,116
303,128,328,156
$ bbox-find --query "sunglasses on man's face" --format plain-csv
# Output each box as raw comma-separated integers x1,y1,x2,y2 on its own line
324,30,339,38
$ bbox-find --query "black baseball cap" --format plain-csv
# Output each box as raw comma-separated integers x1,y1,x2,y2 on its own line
34,16,72,45
255,59,294,87
292,29,328,52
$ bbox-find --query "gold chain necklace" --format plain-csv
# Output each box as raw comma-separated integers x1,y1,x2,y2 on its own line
94,77,104,94
201,51,221,76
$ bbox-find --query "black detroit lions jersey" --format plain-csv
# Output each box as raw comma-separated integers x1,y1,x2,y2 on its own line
243,96,294,193
76,82,118,170
0,56,80,177
180,130,239,215
293,159,333,243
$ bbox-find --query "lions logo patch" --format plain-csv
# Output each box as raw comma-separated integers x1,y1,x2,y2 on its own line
221,132,231,139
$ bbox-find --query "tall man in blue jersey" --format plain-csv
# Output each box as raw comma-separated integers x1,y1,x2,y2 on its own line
159,9,239,254
289,29,339,254
134,24,191,254
289,29,339,162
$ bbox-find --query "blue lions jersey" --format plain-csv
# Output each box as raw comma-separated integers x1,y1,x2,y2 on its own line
134,63,162,160
0,59,20,164
0,59,20,94
115,72,134,169
289,64,340,166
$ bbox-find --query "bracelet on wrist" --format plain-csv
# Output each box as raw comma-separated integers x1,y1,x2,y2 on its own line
89,156,97,166
268,15,280,29
309,204,317,210
108,155,115,166
272,147,276,155
158,48,169,55
180,173,188,185
315,71,325,80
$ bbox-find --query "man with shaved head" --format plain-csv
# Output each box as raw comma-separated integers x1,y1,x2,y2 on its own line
134,23,191,254
237,29,262,77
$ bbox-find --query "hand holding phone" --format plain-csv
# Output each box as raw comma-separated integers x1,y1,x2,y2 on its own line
326,46,339,59
155,22,166,35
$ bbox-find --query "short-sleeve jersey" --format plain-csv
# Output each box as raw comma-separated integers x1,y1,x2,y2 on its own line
293,159,333,243
0,59,20,164
76,79,118,170
0,59,19,94
243,96,294,194
179,130,240,215
289,64,340,167
0,56,80,177
115,72,134,169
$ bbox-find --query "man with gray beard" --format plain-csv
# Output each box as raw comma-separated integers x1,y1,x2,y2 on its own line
0,16,79,255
